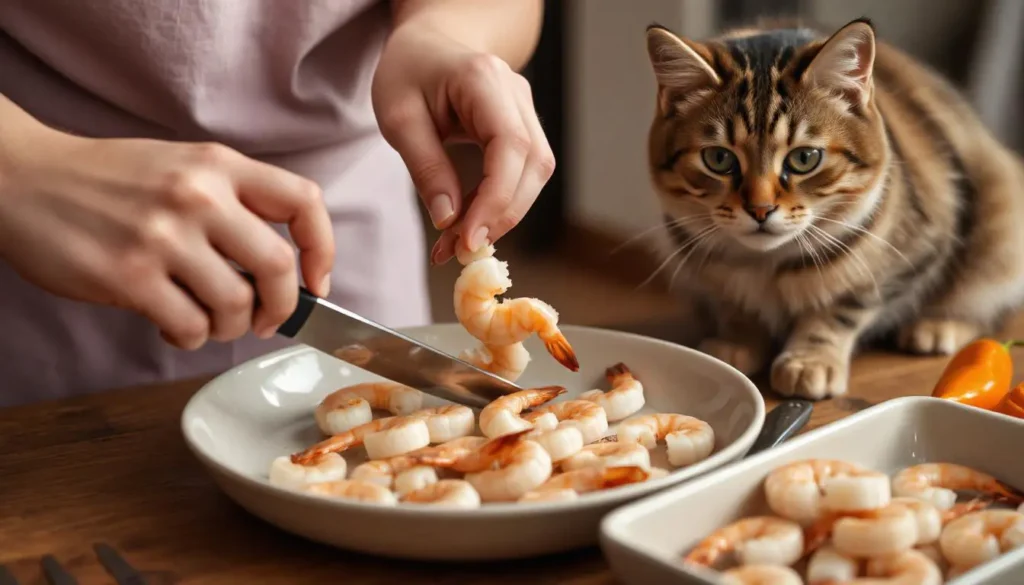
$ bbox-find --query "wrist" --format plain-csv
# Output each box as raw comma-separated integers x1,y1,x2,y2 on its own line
0,98,79,190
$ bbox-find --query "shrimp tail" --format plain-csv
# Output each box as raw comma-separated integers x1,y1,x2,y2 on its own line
942,498,991,524
993,479,1024,505
290,435,350,465
802,513,838,556
605,362,632,383
543,333,580,372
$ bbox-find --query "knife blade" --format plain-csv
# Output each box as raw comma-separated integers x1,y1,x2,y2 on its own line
240,272,523,407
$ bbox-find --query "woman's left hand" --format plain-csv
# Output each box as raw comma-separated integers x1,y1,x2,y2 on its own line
371,23,554,265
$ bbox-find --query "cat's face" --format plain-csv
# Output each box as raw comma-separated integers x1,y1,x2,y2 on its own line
646,20,888,256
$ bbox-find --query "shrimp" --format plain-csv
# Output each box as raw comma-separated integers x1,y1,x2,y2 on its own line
578,362,646,422
459,341,531,383
348,455,438,496
719,565,803,585
407,404,476,443
314,382,423,434
268,452,348,490
301,479,398,506
859,549,943,585
891,463,1024,510
518,465,650,503
400,479,481,509
393,466,438,496
560,441,652,472
805,502,920,558
524,424,584,462
682,516,804,568
806,545,859,585
892,497,943,545
763,459,889,526
526,400,609,445
419,430,553,502
617,413,714,468
939,509,1024,569
453,244,579,371
477,386,566,438
291,415,430,464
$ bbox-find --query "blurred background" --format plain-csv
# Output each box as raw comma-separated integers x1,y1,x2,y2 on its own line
421,0,1024,338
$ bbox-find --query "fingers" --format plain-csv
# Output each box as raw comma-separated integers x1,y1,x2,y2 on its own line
167,234,255,343
135,277,211,350
377,96,463,230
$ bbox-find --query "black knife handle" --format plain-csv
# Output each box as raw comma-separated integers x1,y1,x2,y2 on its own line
746,399,814,457
237,270,317,338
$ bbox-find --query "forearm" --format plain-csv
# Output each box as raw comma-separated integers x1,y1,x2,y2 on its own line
0,94,66,180
390,0,544,71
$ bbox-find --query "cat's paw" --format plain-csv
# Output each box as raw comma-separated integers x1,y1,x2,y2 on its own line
898,319,979,355
770,348,849,400
699,338,767,376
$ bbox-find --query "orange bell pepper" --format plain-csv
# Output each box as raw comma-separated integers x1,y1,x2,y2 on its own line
995,382,1024,419
931,338,1024,410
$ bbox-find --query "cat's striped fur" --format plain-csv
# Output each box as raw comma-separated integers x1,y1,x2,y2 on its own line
644,18,1024,399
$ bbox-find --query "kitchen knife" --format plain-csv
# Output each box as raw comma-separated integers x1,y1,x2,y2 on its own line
744,399,813,457
240,273,523,408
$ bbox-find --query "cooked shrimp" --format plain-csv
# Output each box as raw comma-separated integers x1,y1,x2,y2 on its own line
806,502,920,558
393,466,438,496
408,404,476,443
806,545,859,585
527,400,609,445
421,430,553,502
719,565,803,585
453,244,579,371
348,453,438,495
400,479,481,509
939,509,1024,569
861,549,943,585
915,543,948,570
301,479,398,506
891,463,1024,510
268,452,348,489
349,460,396,487
525,424,584,462
682,516,804,568
617,413,714,468
892,497,943,545
518,465,650,502
291,415,430,464
560,441,652,472
578,362,646,422
478,386,566,438
460,341,531,383
763,459,888,526
314,382,423,434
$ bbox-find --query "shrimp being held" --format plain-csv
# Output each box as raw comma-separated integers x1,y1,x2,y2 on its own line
560,440,652,472
579,362,646,422
453,244,579,372
939,509,1024,569
478,386,566,438
892,463,1024,510
518,465,650,503
268,452,348,490
460,341,531,383
719,565,803,585
682,516,804,568
291,415,430,464
401,479,481,509
301,479,398,506
763,459,890,526
314,382,423,434
618,413,714,467
526,399,609,445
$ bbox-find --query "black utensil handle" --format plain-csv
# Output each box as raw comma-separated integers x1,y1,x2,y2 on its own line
237,270,317,338
745,399,814,457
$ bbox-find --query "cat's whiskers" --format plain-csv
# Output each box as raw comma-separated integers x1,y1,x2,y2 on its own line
667,226,720,290
815,215,914,269
638,223,718,290
608,214,711,256
807,223,882,298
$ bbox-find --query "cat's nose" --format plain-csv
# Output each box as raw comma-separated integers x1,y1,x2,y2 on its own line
745,204,779,223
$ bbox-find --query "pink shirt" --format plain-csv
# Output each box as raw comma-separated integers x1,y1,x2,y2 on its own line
0,0,431,406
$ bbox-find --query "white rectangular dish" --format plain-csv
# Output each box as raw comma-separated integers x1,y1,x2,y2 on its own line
600,396,1024,584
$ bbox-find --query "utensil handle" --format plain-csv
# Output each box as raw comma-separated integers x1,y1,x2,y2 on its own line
745,399,813,457
237,270,318,338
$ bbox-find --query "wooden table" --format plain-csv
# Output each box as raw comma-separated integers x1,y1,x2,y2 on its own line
4,315,1024,584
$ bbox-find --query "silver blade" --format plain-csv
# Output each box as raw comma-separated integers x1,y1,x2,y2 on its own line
291,298,522,407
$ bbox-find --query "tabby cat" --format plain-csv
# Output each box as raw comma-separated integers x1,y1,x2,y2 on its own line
644,18,1024,400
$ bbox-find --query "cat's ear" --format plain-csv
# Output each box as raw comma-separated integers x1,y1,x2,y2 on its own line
801,18,876,110
646,25,721,115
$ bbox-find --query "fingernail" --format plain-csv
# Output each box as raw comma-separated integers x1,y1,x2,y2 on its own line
320,273,332,298
469,226,489,252
428,195,455,229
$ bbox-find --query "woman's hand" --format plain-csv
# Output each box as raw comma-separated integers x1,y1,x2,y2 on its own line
0,114,334,349
371,15,553,265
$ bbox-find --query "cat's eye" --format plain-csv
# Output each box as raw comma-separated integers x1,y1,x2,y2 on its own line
784,147,823,174
701,147,738,175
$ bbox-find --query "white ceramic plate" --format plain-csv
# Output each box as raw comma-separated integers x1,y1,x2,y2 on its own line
181,323,765,561
600,396,1024,584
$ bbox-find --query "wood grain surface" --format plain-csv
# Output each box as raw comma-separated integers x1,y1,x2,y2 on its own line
3,314,1024,584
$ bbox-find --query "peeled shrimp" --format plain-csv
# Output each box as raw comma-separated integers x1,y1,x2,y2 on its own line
453,244,579,371
806,501,920,558
348,455,438,495
939,509,1024,569
291,415,430,464
891,463,1024,510
560,441,652,472
682,516,804,568
393,466,439,496
268,452,348,489
407,404,476,443
460,341,531,383
401,479,481,509
314,382,423,434
859,549,943,585
806,545,859,585
579,362,646,422
525,424,584,462
617,413,713,468
421,430,553,502
892,497,943,545
301,479,398,506
720,565,803,585
526,400,609,445
478,386,566,438
763,459,889,526
518,465,650,503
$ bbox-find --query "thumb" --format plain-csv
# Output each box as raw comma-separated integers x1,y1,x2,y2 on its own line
378,97,463,230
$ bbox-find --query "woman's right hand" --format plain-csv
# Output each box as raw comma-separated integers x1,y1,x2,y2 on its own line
0,122,334,350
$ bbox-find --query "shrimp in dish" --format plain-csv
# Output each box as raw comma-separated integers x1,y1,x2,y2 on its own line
301,479,398,506
617,413,713,468
460,341,531,383
560,441,652,472
719,565,803,585
478,386,565,438
407,404,476,443
314,382,423,435
348,457,438,496
268,452,348,490
526,400,608,445
891,463,1024,510
682,515,804,568
518,465,650,503
859,549,943,585
805,545,858,585
524,424,584,463
578,362,645,422
401,479,481,509
453,244,579,371
939,509,1024,569
291,415,430,464
763,459,889,526
805,501,919,558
